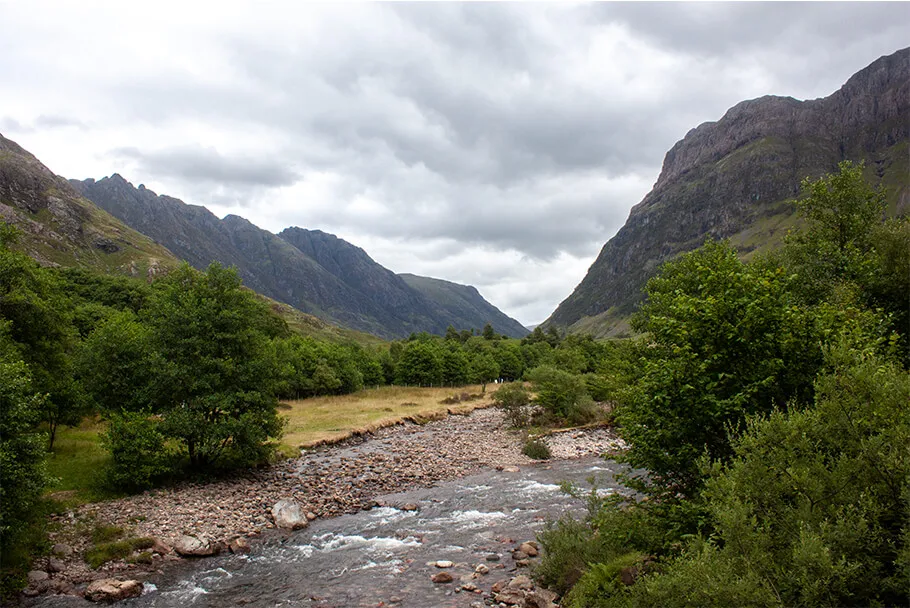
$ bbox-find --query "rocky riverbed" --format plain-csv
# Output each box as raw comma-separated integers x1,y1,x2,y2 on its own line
24,408,626,602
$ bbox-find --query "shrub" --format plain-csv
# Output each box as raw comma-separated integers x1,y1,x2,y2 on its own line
526,366,591,423
85,537,155,569
493,382,531,427
522,437,551,460
101,411,173,491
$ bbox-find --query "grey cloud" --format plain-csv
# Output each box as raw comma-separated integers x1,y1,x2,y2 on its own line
109,145,302,189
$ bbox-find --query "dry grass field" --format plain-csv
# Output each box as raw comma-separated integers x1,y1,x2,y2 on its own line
278,384,499,452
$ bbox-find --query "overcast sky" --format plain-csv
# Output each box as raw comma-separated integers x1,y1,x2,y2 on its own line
2,2,907,325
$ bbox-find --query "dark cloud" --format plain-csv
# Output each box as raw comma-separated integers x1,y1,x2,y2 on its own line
109,145,301,189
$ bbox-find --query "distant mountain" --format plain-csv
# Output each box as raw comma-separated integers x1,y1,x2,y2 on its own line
0,134,177,277
398,273,530,338
72,176,528,339
545,48,910,337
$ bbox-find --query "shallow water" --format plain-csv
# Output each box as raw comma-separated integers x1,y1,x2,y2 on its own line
34,457,629,608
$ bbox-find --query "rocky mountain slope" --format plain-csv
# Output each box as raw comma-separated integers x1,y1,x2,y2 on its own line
72,177,527,339
398,273,530,338
0,134,177,278
546,47,910,337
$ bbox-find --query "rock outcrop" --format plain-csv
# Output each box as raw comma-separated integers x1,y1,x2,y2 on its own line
84,578,143,602
546,47,910,337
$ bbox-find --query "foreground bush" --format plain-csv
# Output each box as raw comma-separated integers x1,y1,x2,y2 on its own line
550,346,909,607
492,382,531,427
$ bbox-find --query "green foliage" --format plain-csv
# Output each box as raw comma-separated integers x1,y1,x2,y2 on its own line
0,227,84,449
395,340,443,386
522,437,551,460
526,365,595,425
622,240,824,496
563,553,643,608
492,382,531,427
77,311,153,413
101,411,173,491
0,332,49,548
467,352,500,391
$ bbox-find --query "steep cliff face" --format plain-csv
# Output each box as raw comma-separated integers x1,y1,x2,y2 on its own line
0,134,176,276
546,48,909,336
399,273,530,338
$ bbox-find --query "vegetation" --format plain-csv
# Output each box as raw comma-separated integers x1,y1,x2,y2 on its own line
535,161,910,607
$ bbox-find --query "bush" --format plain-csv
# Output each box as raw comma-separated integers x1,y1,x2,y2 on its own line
493,382,531,427
101,411,173,491
526,366,592,424
522,438,551,460
85,536,155,569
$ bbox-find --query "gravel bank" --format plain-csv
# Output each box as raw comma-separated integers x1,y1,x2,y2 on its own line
31,408,625,598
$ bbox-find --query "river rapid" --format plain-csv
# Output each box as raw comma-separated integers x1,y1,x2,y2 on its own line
33,456,629,608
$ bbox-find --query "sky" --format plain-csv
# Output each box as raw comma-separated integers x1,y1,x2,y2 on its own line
2,2,907,326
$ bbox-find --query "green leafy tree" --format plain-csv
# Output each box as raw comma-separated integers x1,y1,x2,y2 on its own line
622,240,824,496
482,323,496,340
142,263,283,469
441,346,469,386
77,311,154,413
0,224,83,449
0,329,49,548
526,365,593,423
395,340,443,386
468,352,500,393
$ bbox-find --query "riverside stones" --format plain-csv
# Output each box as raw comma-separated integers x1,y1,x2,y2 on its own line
431,571,454,583
173,535,219,557
85,579,143,602
271,499,309,530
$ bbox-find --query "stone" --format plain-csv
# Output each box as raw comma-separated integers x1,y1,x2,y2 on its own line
150,538,171,555
493,589,526,605
271,499,309,530
434,560,454,568
516,559,531,567
491,580,508,593
518,542,538,557
27,570,48,585
508,575,534,590
485,553,501,561
85,579,143,602
525,588,559,608
229,537,251,554
173,535,219,557
512,550,529,561
47,558,66,573
502,466,521,473
52,543,73,557
431,572,454,584
474,563,490,575
305,512,318,521
401,503,419,512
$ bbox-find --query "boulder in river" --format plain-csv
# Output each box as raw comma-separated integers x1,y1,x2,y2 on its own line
229,537,251,554
85,579,143,602
271,499,309,530
174,535,220,557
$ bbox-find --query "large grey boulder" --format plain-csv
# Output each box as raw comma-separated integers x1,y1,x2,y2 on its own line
271,499,309,530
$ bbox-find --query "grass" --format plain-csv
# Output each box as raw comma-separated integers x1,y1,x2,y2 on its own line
278,384,497,452
85,536,155,569
44,417,112,503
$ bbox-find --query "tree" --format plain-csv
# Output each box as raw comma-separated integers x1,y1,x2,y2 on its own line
0,329,49,547
395,340,443,386
141,263,283,469
0,224,83,449
441,346,469,386
482,323,496,340
468,352,500,393
622,240,823,496
526,365,592,423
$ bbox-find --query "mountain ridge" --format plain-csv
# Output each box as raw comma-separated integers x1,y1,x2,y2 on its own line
545,47,910,336
71,175,528,339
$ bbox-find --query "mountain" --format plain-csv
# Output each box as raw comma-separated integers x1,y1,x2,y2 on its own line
0,134,177,277
72,176,528,339
398,273,530,338
545,48,910,337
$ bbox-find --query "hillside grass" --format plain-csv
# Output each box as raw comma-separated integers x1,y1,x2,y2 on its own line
278,384,497,453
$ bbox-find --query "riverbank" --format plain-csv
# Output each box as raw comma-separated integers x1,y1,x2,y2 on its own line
24,408,625,601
